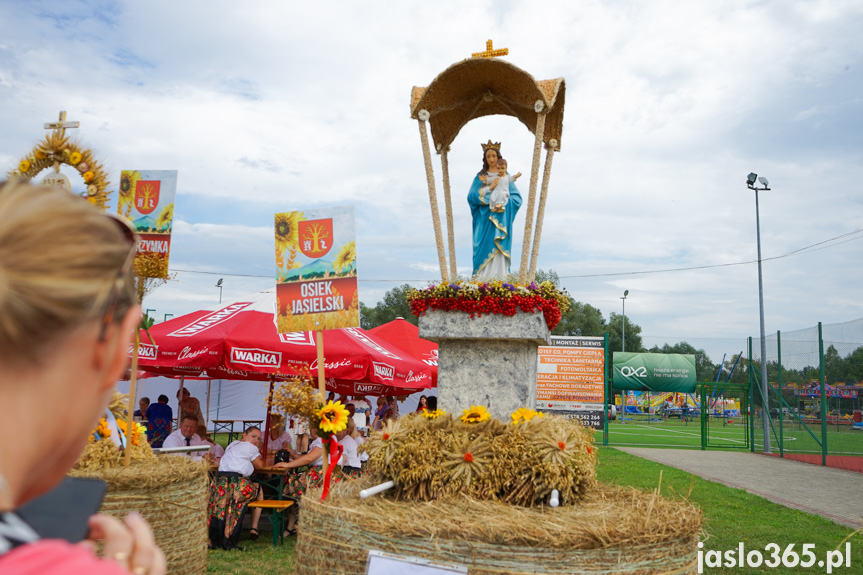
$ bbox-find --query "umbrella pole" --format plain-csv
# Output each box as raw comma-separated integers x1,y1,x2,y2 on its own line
178,376,185,431
206,379,211,425
316,330,326,402
124,331,140,468
262,375,274,459
316,329,330,470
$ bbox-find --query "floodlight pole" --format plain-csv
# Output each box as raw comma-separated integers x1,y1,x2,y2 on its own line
620,290,628,352
748,174,771,454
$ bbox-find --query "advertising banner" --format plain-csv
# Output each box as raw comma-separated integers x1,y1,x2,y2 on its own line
536,336,605,430
275,205,358,333
117,170,178,278
612,352,696,393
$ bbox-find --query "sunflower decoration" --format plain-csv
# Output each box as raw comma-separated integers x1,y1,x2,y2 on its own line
316,400,350,436
155,203,174,232
117,170,140,219
511,407,543,424
460,404,491,424
274,211,304,269
332,240,356,274
421,408,446,420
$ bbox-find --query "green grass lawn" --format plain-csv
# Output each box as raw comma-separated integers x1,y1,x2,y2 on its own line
598,448,862,574
606,417,863,457
204,447,862,574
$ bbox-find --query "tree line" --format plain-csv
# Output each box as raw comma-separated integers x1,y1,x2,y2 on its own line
360,271,863,386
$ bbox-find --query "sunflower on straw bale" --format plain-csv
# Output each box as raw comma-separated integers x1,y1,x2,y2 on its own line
362,407,597,507
74,391,157,470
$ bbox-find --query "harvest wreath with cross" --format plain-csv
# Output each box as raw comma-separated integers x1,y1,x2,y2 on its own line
8,111,113,209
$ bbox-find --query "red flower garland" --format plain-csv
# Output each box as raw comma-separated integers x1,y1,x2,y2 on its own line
409,293,563,331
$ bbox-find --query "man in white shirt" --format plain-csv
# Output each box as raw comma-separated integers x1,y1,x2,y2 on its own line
162,414,208,460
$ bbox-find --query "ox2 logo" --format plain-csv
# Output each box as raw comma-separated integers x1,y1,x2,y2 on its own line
619,366,648,377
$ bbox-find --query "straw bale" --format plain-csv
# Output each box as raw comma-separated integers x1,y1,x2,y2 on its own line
71,456,209,575
295,478,702,574
410,58,565,152
363,413,597,507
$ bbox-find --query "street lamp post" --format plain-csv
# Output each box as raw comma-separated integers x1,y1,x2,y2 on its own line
747,172,771,454
216,278,223,304
620,290,629,352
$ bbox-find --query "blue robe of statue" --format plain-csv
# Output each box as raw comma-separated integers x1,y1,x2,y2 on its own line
468,172,523,277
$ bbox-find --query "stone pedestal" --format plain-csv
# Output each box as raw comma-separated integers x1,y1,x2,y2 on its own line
419,310,550,421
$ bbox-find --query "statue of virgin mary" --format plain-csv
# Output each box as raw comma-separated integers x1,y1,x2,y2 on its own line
467,140,522,278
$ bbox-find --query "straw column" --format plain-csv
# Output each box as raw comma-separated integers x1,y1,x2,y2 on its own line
439,146,458,280
527,140,557,282
417,112,449,282
518,104,547,284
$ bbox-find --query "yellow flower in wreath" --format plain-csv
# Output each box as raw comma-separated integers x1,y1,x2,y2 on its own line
34,149,46,160
317,400,350,434
69,151,82,165
460,404,491,424
18,160,30,173
82,171,95,183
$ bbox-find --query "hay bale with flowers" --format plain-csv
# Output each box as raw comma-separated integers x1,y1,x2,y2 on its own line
70,392,209,575
294,407,702,575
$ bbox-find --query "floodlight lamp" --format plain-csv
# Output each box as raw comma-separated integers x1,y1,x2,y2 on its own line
216,278,223,287
747,173,758,185
758,176,769,187
623,290,629,297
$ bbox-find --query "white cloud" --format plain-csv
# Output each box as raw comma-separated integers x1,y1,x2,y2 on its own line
2,0,862,341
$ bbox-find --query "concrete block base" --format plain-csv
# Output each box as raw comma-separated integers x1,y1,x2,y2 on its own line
419,310,550,421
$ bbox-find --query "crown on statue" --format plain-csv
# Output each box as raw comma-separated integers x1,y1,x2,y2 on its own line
481,140,502,153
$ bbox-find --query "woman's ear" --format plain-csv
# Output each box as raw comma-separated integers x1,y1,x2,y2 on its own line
98,305,142,391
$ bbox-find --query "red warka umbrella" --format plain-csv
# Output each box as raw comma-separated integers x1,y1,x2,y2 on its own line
132,289,432,394
369,318,438,386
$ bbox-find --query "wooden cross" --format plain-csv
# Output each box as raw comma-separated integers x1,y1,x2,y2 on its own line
472,39,509,59
43,110,79,138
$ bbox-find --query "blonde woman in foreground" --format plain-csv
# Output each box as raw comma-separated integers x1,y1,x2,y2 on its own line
0,181,166,575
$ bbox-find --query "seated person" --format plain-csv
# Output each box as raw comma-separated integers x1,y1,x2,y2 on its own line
209,427,265,547
337,420,362,477
134,396,150,418
266,414,295,459
145,394,173,448
162,414,208,459
197,425,225,465
273,426,328,537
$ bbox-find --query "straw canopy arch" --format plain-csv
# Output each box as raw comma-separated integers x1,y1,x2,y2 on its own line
410,57,565,153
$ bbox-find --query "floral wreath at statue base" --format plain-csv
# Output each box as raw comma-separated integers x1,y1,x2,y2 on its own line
407,280,571,331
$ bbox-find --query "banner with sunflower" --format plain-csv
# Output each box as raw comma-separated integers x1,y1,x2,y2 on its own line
274,205,359,333
117,169,178,279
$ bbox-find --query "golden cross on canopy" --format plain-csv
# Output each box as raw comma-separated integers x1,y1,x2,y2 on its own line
471,39,508,59
43,110,79,138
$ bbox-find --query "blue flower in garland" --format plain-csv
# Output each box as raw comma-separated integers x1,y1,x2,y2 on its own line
502,283,516,292
449,283,461,290
529,282,538,290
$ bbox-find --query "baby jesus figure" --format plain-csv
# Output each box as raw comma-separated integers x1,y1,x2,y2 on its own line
488,159,521,213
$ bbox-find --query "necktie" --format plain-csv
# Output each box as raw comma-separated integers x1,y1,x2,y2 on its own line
185,437,191,446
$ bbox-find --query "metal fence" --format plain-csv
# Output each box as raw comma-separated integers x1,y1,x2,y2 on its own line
604,319,863,471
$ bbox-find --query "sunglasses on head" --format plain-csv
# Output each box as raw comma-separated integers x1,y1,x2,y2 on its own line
97,213,139,342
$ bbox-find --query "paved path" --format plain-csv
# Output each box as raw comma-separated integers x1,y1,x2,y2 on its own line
616,447,863,529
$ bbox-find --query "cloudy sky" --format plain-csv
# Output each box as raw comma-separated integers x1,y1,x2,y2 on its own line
2,0,862,346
